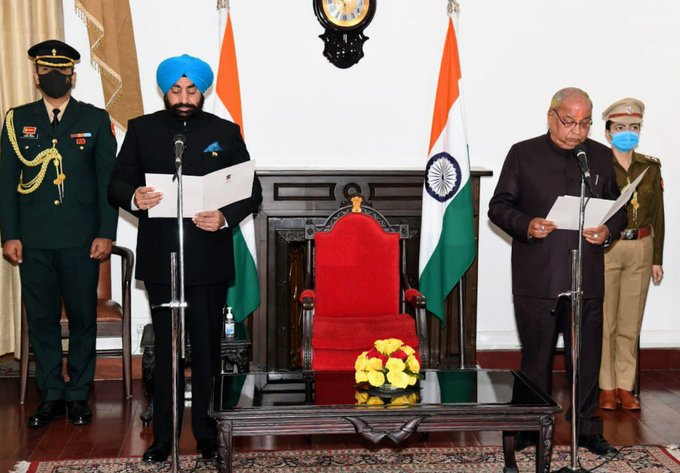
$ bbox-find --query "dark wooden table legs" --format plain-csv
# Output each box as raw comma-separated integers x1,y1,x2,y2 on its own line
216,420,233,473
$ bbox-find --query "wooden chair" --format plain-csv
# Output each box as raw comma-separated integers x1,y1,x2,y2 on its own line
19,245,134,403
300,196,429,371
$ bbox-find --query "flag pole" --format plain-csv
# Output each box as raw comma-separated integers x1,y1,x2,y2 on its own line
447,0,467,370
448,0,460,16
215,0,261,324
418,0,475,327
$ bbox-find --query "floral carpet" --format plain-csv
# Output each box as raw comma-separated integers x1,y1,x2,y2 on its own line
13,445,680,473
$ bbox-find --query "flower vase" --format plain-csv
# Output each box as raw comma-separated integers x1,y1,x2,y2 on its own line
368,383,409,399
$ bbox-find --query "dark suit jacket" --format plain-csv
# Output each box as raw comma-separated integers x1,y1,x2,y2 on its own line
107,110,262,286
0,99,118,248
488,133,627,299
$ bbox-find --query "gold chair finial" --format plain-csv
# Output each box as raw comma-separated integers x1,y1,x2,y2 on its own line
351,195,363,213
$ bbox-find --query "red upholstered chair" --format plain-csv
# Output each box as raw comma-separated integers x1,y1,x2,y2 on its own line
300,196,428,371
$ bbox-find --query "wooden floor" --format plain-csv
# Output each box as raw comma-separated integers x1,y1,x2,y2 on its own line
2,370,680,471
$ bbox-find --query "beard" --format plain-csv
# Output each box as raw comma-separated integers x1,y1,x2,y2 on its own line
164,94,205,120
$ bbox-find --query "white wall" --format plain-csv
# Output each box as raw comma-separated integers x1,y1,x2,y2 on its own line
63,0,679,354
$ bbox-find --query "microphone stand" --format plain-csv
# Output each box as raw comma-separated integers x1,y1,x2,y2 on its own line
553,176,588,473
152,145,188,473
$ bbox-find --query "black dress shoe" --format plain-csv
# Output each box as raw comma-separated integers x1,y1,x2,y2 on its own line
197,439,218,460
28,400,66,427
578,434,619,458
67,400,93,425
143,441,171,463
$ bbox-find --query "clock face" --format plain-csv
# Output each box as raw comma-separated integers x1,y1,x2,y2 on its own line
320,0,372,29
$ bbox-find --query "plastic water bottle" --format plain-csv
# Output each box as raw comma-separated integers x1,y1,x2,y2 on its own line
224,306,235,338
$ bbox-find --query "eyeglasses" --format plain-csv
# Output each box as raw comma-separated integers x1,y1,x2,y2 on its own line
551,109,593,130
611,123,641,133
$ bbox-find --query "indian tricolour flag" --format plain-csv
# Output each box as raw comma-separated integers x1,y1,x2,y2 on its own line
214,3,260,322
418,16,475,323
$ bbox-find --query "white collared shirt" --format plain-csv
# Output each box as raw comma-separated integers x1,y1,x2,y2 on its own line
43,97,70,123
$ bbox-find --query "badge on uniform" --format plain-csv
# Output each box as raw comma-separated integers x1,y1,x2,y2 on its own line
22,126,38,139
204,141,223,157
71,132,91,149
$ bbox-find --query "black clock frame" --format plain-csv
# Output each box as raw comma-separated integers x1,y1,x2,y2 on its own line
313,0,377,69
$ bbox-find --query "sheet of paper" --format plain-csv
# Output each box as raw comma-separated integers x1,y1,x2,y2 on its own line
146,174,201,217
146,160,255,218
599,167,647,224
545,168,648,230
546,196,614,230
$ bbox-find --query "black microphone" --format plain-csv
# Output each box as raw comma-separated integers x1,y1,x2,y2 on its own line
573,144,596,197
173,134,186,167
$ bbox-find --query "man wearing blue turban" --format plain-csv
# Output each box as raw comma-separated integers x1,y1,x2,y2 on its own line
108,54,262,463
156,54,214,96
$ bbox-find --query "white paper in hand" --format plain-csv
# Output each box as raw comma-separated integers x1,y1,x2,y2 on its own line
545,168,648,230
546,196,614,230
146,160,255,218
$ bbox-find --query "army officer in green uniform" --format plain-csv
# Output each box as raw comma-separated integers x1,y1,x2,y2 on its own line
0,40,118,426
598,98,665,411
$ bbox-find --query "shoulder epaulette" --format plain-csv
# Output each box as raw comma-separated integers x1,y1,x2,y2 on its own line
78,101,104,111
641,154,661,166
9,102,32,113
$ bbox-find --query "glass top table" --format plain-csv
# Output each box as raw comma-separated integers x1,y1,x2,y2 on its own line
210,369,561,473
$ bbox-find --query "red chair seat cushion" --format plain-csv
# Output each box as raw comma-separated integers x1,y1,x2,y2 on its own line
311,314,419,371
311,350,368,371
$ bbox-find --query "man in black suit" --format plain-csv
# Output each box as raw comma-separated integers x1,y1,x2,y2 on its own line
488,87,626,458
108,54,262,462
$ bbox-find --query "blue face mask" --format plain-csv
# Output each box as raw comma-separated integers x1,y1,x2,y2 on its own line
611,131,639,152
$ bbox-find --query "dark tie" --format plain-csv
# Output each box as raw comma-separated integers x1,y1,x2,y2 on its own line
51,108,60,129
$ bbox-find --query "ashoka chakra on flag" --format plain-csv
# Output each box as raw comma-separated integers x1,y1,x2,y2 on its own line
425,152,461,202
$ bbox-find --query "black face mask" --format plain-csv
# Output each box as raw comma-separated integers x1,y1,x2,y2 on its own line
38,70,73,99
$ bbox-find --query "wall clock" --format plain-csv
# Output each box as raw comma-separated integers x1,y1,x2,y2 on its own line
313,0,377,69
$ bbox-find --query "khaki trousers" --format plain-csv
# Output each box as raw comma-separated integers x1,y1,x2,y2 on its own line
600,236,653,391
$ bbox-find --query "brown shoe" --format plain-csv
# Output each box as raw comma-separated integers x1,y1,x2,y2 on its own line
598,389,619,410
616,388,641,410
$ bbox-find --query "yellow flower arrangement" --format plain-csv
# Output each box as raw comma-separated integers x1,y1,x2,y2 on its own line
354,338,421,390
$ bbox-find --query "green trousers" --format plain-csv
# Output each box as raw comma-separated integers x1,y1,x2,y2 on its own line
20,246,99,401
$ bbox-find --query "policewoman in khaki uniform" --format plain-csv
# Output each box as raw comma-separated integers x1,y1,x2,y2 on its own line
598,98,664,411
0,40,117,426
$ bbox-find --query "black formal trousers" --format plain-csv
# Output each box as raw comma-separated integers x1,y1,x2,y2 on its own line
20,247,99,401
145,282,227,444
514,296,603,436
